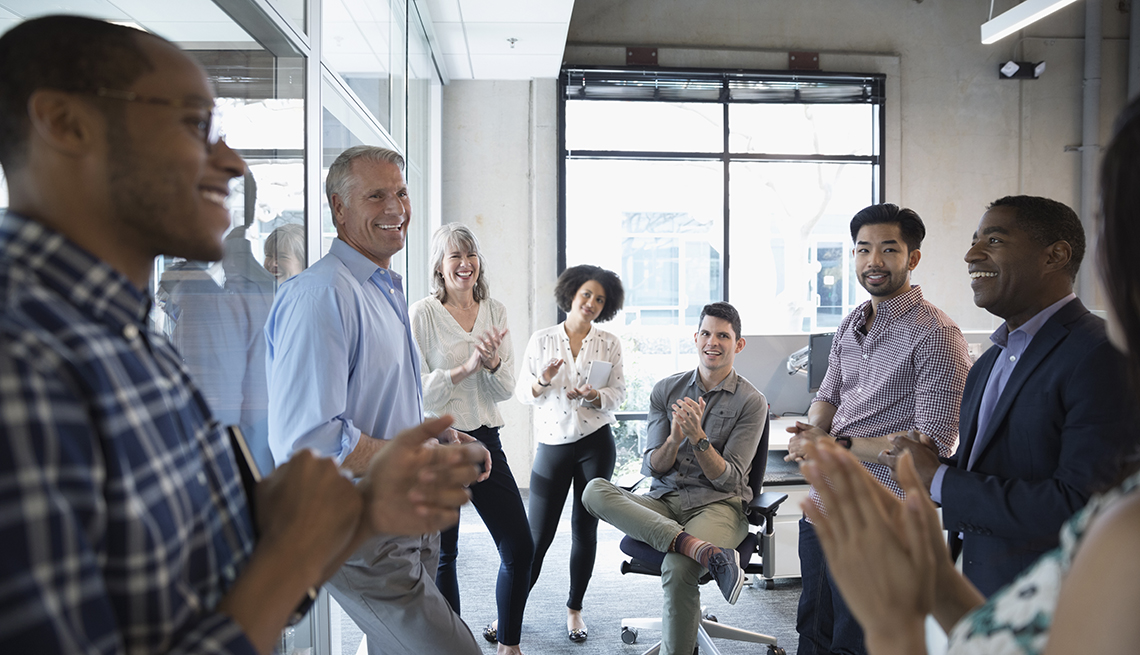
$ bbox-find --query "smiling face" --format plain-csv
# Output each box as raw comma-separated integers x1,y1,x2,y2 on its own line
330,159,410,268
853,222,919,301
965,205,1058,325
695,315,745,376
108,37,245,264
570,279,606,324
265,249,304,282
440,241,479,297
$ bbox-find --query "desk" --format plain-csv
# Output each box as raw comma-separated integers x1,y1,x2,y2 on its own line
763,415,810,579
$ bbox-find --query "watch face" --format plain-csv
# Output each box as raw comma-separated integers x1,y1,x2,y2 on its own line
696,438,710,452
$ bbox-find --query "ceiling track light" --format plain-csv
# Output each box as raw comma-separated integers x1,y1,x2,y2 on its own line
981,0,1081,44
999,60,1047,79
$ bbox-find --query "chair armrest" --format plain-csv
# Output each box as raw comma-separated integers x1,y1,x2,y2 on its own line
745,491,789,526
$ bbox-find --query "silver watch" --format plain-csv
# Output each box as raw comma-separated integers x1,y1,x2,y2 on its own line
695,437,711,452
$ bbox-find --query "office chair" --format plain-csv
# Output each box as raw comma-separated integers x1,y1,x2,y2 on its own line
616,415,788,655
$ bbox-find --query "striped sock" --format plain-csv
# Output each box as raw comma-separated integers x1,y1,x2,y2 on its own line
671,531,717,567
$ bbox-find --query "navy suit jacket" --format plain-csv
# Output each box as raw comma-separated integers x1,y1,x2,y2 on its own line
942,298,1135,597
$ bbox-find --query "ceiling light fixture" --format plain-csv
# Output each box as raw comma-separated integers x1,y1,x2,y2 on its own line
980,0,1080,44
999,60,1047,79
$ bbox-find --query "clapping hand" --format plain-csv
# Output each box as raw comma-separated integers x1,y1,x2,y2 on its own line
799,439,941,652
475,327,508,370
784,421,831,463
539,357,563,386
567,383,600,404
358,416,484,538
671,396,706,443
879,429,941,490
442,428,492,483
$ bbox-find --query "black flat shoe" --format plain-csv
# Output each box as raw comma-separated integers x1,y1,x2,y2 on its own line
568,628,588,643
482,625,498,643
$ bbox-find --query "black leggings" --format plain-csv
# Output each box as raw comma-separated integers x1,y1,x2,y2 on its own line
527,425,616,611
435,426,534,646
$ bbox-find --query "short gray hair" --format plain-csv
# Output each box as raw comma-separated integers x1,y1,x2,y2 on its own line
430,223,489,303
325,145,405,208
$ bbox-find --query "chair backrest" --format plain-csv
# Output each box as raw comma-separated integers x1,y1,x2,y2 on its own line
745,412,771,501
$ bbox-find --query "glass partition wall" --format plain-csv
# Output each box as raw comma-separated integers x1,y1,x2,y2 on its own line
0,2,441,654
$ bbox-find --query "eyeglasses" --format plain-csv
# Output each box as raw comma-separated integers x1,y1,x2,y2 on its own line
93,87,222,151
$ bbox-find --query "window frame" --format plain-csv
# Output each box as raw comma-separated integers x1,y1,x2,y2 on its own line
557,66,886,322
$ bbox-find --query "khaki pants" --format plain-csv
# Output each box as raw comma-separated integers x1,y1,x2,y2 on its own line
326,532,480,655
582,478,746,655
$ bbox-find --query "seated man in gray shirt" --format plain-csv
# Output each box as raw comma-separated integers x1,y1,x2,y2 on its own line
583,301,767,655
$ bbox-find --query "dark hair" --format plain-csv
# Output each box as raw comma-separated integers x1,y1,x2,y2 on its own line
989,195,1085,280
0,15,158,172
1101,99,1140,392
849,203,925,252
698,302,743,340
555,264,624,323
1098,98,1140,485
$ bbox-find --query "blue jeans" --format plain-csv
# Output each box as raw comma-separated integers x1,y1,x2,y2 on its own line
435,426,534,646
797,518,867,655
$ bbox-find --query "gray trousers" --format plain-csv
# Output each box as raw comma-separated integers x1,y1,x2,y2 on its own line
582,478,746,655
326,532,480,655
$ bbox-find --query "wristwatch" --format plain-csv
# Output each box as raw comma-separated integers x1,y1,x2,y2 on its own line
834,435,853,449
695,437,711,452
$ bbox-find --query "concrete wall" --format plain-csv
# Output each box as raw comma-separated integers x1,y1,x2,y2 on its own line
439,0,1133,486
440,79,559,484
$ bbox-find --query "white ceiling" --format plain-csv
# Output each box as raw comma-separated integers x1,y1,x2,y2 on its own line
0,0,575,80
423,0,574,80
0,0,258,46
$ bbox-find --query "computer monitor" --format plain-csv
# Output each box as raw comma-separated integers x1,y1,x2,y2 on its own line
808,332,834,392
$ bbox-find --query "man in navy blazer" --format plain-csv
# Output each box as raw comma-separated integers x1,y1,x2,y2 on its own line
885,195,1135,597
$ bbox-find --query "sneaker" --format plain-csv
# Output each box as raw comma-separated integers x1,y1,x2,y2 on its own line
706,547,744,605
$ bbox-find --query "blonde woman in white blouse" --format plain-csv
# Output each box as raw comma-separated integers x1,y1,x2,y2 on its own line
410,224,533,655
514,264,626,644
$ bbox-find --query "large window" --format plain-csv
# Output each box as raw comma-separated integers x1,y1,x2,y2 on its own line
561,68,885,424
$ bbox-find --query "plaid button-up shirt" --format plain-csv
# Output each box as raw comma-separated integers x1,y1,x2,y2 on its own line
0,212,257,654
811,285,971,503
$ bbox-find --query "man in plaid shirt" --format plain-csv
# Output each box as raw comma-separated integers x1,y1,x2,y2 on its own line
0,16,482,654
785,204,972,655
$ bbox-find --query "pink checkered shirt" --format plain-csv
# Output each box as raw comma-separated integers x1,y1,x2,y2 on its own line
809,285,971,509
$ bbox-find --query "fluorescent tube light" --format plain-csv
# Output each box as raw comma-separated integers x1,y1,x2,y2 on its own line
980,0,1081,44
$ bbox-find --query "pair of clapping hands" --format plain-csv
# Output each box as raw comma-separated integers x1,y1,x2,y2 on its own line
254,415,486,590
539,358,601,403
668,396,707,446
798,437,955,654
461,327,508,375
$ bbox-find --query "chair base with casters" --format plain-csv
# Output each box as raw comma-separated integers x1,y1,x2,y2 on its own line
616,490,789,655
620,607,785,655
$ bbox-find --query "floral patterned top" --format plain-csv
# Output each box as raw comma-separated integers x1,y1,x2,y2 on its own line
947,468,1140,654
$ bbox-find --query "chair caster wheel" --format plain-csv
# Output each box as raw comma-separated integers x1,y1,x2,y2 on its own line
767,646,786,655
621,627,638,644
764,579,775,590
706,614,717,623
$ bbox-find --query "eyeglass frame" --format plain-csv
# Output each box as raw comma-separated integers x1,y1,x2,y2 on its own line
91,87,222,151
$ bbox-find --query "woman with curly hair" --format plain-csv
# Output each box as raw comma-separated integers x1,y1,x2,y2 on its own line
515,264,626,643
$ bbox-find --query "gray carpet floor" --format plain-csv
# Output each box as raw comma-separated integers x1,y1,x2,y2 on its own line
338,489,802,654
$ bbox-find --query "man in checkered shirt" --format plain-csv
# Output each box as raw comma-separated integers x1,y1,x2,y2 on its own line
785,204,972,655
0,16,482,654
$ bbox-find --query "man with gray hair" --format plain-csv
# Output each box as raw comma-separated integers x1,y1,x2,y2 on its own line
266,146,483,654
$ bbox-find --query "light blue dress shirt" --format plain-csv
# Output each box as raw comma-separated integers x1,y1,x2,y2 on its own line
265,238,423,467
931,293,1077,502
